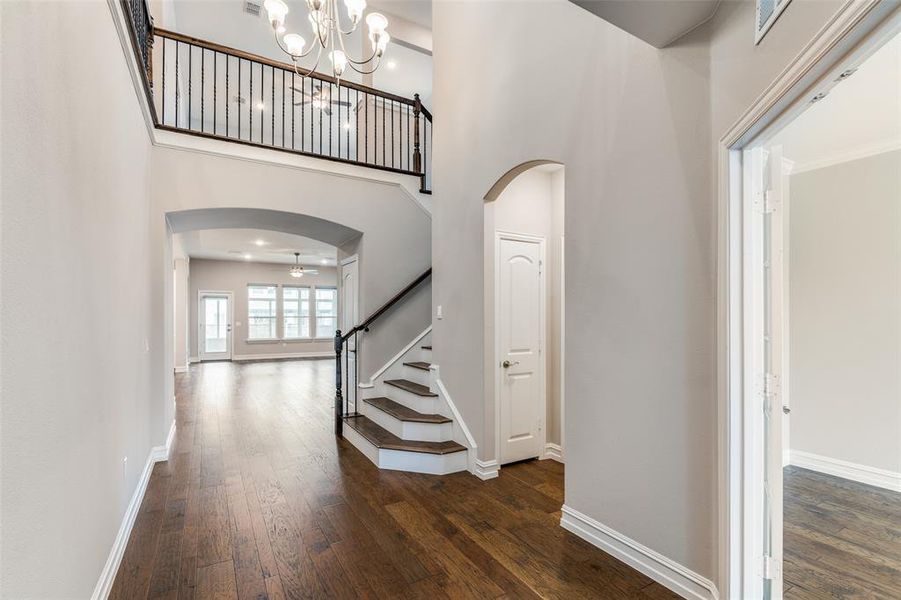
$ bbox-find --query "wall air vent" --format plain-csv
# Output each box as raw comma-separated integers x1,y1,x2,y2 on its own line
244,1,262,17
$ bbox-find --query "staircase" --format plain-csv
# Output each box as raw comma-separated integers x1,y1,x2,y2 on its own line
341,341,469,475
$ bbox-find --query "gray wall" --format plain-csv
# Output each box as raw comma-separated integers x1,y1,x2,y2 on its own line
789,151,901,472
433,0,852,586
0,2,160,596
188,258,337,359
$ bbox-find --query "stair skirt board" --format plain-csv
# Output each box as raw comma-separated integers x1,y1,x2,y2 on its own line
363,402,453,442
343,422,468,475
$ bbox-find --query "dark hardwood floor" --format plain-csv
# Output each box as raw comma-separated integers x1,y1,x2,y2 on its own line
784,465,901,599
110,359,678,599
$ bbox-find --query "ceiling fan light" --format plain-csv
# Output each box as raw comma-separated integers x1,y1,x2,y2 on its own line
264,0,288,30
283,33,306,57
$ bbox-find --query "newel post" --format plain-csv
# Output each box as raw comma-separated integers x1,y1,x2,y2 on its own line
334,330,344,436
412,93,422,174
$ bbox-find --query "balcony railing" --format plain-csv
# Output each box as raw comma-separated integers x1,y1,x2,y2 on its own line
121,1,432,193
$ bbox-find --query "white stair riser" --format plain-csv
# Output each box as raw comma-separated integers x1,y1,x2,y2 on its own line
384,387,439,414
343,425,467,475
403,366,431,386
364,404,453,442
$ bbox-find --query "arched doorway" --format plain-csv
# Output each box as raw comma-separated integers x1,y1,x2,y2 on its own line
483,161,565,467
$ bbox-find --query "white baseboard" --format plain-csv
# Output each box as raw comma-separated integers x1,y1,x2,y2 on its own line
790,450,901,492
92,419,176,599
231,351,334,361
560,505,719,600
174,365,188,374
543,443,564,463
473,459,499,480
188,356,199,364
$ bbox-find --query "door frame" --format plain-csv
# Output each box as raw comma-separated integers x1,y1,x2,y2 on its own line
716,2,898,597
197,290,234,361
493,230,548,465
339,254,360,334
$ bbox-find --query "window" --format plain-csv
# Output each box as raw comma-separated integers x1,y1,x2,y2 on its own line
283,286,310,339
315,287,338,338
247,285,277,339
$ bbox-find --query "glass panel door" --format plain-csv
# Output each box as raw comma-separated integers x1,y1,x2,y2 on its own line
200,293,231,360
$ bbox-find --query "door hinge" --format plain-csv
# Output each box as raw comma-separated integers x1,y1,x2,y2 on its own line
763,555,782,580
754,190,780,214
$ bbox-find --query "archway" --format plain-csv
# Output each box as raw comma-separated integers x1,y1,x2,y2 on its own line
483,161,565,470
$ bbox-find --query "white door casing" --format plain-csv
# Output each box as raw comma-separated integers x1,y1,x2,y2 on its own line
496,232,546,465
198,291,233,361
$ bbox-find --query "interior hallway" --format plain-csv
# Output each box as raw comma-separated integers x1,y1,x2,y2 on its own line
783,466,901,599
110,360,678,599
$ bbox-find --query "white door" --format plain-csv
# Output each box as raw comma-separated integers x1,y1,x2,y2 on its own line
199,292,232,361
497,233,545,464
340,256,360,406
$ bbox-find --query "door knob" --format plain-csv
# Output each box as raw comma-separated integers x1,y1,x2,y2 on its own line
782,406,791,414
502,360,520,368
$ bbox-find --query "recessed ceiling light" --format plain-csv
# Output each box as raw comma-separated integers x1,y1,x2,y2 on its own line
244,254,252,260
256,102,265,110
342,121,351,130
321,258,328,264
387,60,397,69
254,239,265,246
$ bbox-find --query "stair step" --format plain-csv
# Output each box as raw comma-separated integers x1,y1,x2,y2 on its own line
385,379,437,397
404,361,431,371
421,345,432,350
364,397,450,424
343,415,465,455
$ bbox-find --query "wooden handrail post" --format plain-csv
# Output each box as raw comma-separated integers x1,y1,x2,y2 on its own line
412,93,422,174
334,330,344,436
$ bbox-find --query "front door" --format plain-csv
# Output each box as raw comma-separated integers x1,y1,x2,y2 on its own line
199,292,232,361
497,233,545,464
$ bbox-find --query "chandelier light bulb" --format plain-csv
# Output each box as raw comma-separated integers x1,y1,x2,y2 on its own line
264,0,289,30
344,0,366,22
375,32,390,57
283,33,306,57
366,12,388,35
330,50,348,77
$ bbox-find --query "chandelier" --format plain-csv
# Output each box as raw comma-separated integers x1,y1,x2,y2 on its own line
290,252,305,277
263,0,390,82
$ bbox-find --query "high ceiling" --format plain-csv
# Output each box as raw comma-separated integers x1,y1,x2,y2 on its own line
162,0,433,104
568,0,720,48
176,228,339,265
766,31,901,169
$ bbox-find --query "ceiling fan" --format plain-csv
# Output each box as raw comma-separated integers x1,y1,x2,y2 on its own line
291,83,352,116
289,252,319,277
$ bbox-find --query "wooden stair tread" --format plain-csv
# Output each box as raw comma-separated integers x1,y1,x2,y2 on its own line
344,415,465,455
421,345,432,350
404,361,431,371
385,379,437,397
363,397,450,424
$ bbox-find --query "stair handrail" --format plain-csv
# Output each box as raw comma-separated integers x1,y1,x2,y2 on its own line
334,268,431,435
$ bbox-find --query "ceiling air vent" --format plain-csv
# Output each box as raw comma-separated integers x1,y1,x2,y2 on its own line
244,1,262,17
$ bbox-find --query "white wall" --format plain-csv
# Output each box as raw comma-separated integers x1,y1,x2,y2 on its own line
188,258,337,359
788,150,901,473
0,2,164,597
483,167,565,449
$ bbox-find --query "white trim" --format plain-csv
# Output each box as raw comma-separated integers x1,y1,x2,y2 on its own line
434,371,478,451
188,356,200,364
174,366,188,374
790,450,901,492
543,443,564,463
473,459,500,481
362,326,432,385
232,351,334,361
756,0,794,45
92,419,175,600
717,3,898,597
561,506,720,600
494,230,547,466
790,138,901,173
